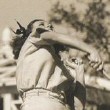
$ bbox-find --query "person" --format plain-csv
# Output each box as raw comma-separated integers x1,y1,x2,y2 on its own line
11,19,103,110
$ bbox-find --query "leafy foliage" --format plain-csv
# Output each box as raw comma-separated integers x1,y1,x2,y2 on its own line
49,0,110,62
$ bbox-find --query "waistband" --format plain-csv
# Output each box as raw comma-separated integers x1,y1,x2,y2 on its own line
22,89,66,104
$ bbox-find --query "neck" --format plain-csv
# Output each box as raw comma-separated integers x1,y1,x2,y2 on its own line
30,31,40,38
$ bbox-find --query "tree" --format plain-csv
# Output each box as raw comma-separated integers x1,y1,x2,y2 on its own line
48,0,110,63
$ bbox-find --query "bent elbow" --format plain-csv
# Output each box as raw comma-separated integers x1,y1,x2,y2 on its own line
74,103,84,110
74,97,85,110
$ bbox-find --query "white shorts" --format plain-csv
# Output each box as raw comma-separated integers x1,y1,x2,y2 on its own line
20,89,71,110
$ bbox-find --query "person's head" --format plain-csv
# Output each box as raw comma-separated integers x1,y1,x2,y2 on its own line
11,19,54,59
27,19,54,37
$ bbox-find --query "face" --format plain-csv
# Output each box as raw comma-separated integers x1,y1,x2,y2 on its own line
32,20,54,32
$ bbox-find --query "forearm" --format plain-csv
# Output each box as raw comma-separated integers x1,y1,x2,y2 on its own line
41,31,96,54
74,65,86,110
75,66,85,86
65,58,86,110
68,65,86,110
74,81,86,110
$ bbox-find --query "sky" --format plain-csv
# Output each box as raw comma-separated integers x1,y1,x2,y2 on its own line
0,0,53,37
1,0,109,39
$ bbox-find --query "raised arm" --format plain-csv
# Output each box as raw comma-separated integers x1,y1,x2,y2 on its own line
41,31,103,71
41,31,94,54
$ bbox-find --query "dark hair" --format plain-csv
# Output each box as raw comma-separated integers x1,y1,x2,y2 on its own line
11,19,43,59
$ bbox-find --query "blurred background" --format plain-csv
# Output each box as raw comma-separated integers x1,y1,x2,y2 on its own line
0,0,110,110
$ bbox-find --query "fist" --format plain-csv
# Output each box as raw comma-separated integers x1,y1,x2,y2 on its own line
65,57,84,70
88,50,103,71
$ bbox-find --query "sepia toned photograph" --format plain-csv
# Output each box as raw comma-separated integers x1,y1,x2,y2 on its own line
0,0,110,110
